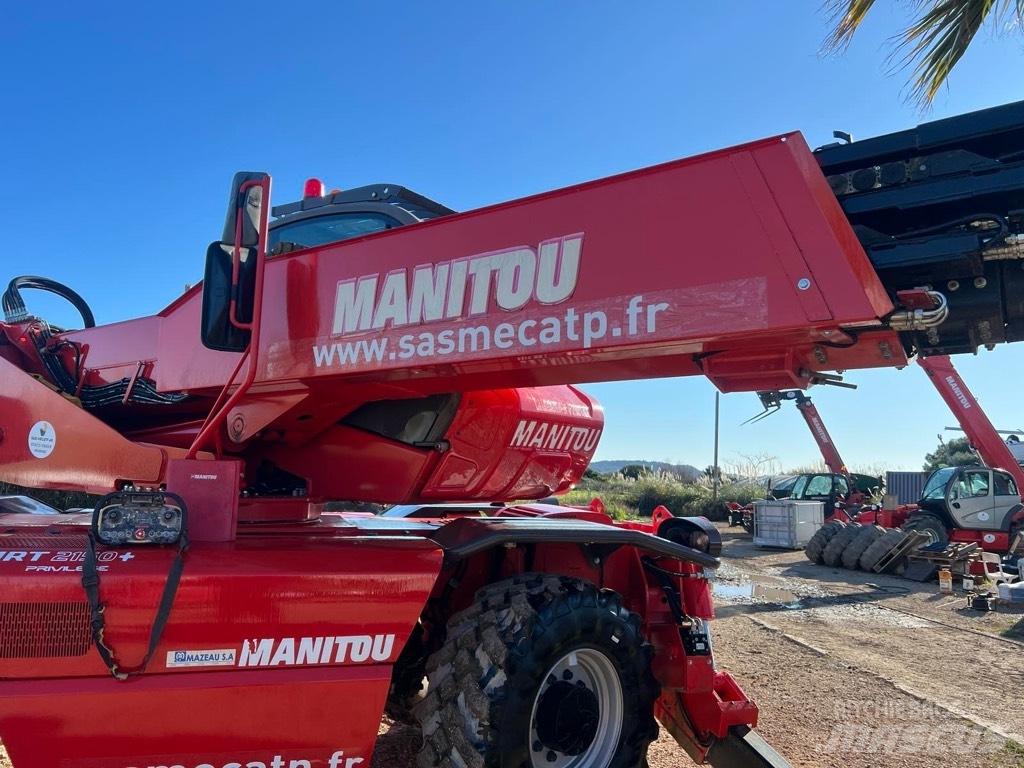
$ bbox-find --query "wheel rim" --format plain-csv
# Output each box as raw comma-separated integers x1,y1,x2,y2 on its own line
911,524,942,546
529,647,623,768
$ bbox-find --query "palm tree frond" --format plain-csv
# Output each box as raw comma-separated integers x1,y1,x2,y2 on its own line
823,0,1024,105
896,0,998,103
822,0,881,52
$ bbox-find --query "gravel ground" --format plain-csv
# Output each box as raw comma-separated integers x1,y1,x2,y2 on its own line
4,524,1021,767
369,603,1022,768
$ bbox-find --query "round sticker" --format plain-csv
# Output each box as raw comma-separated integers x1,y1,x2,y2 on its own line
983,534,996,544
977,511,990,521
28,421,56,458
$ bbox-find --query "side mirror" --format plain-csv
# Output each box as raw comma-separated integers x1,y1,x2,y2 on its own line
201,172,270,352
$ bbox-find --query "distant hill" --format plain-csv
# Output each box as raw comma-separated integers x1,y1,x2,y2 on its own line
589,460,702,482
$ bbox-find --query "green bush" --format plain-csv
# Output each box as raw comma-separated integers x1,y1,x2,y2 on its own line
558,470,762,520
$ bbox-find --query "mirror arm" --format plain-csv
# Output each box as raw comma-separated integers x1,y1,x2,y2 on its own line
188,176,272,459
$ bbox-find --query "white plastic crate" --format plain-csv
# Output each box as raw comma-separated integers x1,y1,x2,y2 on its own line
752,500,824,549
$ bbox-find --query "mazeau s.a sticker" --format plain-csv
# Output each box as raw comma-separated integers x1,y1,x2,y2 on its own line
166,648,237,668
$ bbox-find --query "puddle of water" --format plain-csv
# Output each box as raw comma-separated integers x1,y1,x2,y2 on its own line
713,581,802,607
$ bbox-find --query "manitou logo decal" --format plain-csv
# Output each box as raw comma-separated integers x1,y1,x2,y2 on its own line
238,634,395,667
944,375,972,410
808,416,832,445
510,420,601,453
331,234,583,336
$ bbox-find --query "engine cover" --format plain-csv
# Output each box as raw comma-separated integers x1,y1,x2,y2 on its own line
265,385,604,504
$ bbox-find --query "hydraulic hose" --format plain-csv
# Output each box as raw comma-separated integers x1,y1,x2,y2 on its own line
2,275,96,328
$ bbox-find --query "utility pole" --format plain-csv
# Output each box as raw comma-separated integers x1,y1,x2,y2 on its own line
712,391,720,501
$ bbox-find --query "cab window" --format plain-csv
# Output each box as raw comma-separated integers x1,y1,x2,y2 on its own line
268,212,400,252
955,470,990,499
834,476,850,496
922,467,957,500
994,472,1018,496
803,475,833,497
790,475,808,498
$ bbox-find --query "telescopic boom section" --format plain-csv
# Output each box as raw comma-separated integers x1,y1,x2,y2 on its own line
917,355,1024,490
0,133,904,502
59,132,897,397
791,393,848,474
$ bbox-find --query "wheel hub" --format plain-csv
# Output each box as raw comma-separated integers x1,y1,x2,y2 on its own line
534,680,600,754
529,647,623,768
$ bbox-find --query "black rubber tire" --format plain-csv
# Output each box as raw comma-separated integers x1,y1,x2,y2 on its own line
414,573,659,768
804,520,846,563
822,522,863,567
859,528,909,571
841,525,886,569
901,513,949,547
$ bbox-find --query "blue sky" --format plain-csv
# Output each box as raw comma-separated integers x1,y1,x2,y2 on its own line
3,2,1022,472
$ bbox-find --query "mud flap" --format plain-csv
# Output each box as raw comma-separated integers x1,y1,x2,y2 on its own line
704,725,792,768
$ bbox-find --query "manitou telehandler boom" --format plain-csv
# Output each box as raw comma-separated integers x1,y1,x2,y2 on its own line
901,355,1024,548
731,388,869,532
3,101,1024,768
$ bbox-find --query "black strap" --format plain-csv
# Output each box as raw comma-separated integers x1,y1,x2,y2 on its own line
82,532,189,680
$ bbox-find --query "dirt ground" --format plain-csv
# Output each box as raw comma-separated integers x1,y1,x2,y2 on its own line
3,523,1022,767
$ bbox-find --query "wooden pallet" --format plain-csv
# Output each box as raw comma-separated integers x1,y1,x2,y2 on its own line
904,541,981,579
910,542,979,564
873,531,931,574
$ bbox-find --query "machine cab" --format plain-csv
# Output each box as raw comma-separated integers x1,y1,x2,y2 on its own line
789,473,846,506
921,466,1020,531
266,181,454,255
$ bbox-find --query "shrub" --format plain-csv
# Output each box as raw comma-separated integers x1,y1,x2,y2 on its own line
558,470,763,521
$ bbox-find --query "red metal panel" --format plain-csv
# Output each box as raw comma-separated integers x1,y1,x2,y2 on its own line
951,528,1010,551
1,667,388,768
0,534,442,680
0,355,166,492
165,458,241,542
729,149,833,322
0,531,442,765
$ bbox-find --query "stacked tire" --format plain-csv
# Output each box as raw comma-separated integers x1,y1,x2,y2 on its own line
859,529,911,573
821,522,863,567
804,520,845,564
841,525,885,569
804,521,910,572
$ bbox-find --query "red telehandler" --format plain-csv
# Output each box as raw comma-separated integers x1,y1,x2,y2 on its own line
3,101,1024,768
729,387,877,532
897,355,1024,549
751,357,1024,550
